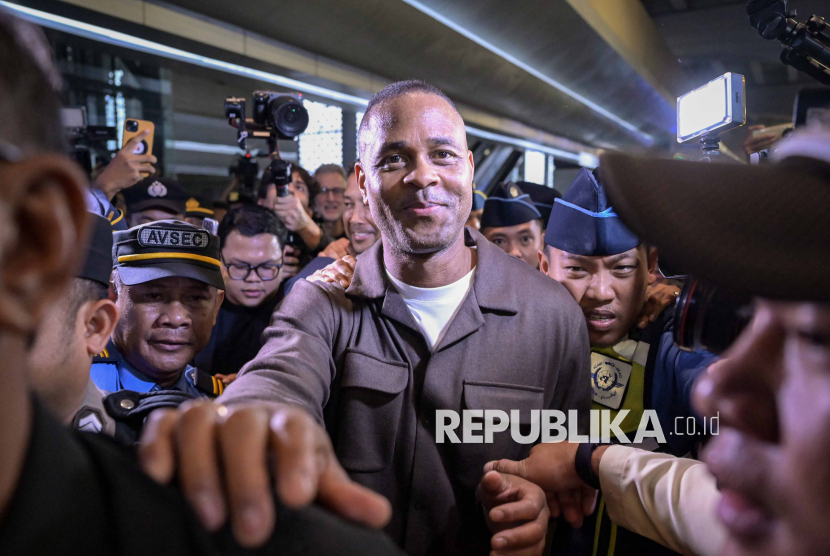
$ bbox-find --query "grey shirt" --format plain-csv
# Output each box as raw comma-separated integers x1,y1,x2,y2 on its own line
220,227,591,555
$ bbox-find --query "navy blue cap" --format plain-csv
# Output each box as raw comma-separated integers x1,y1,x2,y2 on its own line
480,182,542,229
471,189,487,211
516,181,561,225
113,220,224,290
544,168,640,256
122,176,188,215
80,214,114,286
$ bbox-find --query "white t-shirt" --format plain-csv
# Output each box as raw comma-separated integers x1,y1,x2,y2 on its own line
385,266,476,350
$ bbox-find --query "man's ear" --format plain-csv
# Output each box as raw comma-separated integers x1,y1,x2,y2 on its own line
83,299,119,356
212,289,225,325
538,249,549,275
355,161,369,205
0,156,87,334
646,246,660,284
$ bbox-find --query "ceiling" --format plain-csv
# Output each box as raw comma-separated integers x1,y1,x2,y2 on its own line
161,0,679,153
642,0,828,124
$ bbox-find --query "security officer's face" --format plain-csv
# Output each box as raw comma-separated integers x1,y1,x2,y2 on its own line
481,220,545,269
342,172,379,255
128,208,184,228
357,92,474,254
540,245,656,347
113,276,223,385
693,301,830,556
221,230,283,307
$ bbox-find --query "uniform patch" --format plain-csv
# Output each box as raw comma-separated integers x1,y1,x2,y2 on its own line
73,408,104,433
138,227,209,249
591,352,632,410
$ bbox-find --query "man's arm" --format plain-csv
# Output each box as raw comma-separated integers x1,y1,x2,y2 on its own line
218,279,343,423
598,445,725,556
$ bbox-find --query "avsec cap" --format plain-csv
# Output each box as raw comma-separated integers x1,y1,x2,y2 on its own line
113,220,224,289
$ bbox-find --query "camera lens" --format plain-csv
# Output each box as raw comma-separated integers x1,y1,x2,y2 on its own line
267,96,309,139
126,120,139,132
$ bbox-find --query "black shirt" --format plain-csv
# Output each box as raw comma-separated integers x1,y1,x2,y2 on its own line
195,291,282,376
0,400,403,555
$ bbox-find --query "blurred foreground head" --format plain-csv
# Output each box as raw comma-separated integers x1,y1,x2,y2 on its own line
601,127,830,556
0,10,88,345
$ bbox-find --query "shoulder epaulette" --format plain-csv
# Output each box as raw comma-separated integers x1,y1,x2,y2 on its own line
93,340,122,363
193,368,225,397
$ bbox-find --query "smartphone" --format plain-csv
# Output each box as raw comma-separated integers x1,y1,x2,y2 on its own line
122,118,155,157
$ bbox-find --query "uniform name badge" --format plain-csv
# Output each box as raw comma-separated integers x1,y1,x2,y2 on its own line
591,352,633,410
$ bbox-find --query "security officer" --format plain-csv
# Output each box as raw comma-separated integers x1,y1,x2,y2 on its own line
28,214,119,435
184,196,215,228
515,180,561,226
122,175,189,227
90,220,226,400
479,181,546,268
540,168,716,556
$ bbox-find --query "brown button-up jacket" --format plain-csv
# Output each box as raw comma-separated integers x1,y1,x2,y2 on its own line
220,228,591,555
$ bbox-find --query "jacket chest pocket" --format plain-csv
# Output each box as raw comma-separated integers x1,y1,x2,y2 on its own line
457,381,545,486
333,349,409,473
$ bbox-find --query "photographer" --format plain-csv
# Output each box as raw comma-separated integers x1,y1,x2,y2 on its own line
259,162,334,278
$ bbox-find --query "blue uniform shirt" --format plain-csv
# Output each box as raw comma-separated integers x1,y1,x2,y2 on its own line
90,342,205,398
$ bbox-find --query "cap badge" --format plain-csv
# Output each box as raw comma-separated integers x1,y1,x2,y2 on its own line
148,181,168,197
509,185,520,198
186,198,199,210
138,227,209,249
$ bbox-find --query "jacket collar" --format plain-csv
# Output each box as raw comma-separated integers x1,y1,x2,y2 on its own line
346,226,518,315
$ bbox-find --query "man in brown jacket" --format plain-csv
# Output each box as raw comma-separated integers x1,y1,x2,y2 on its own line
138,80,590,556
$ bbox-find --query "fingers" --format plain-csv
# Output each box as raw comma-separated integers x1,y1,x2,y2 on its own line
317,461,393,529
342,255,357,269
556,489,585,529
489,494,544,523
479,470,512,507
269,408,325,508
137,408,179,484
121,129,149,152
491,519,547,555
175,402,227,532
217,408,276,547
485,458,526,478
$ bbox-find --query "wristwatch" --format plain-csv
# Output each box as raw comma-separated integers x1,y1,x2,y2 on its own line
575,442,603,490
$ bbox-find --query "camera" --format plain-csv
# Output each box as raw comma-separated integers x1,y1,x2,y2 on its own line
229,152,260,204
125,119,139,133
747,0,830,85
62,107,117,175
224,91,309,151
673,278,754,355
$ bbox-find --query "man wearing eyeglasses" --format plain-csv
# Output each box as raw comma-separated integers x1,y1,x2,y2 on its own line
90,220,226,399
314,164,348,240
193,205,287,384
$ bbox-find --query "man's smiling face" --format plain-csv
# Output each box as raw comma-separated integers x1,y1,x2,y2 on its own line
356,92,474,255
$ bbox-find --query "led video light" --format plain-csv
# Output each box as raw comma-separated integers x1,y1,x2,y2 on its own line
677,73,746,143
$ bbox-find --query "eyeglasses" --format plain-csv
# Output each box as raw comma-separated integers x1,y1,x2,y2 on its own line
224,261,283,281
320,187,345,198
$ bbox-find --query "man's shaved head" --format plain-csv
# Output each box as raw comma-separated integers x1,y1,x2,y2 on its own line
358,79,463,160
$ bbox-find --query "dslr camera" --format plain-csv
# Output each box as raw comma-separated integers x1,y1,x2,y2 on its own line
224,91,309,196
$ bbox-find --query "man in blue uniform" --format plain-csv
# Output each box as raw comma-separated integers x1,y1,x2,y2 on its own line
538,168,716,555
90,220,226,399
479,181,546,268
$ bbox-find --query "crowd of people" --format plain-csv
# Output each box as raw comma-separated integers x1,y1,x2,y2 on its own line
2,7,830,556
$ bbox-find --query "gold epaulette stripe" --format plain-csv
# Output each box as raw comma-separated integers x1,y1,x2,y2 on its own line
118,252,221,267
